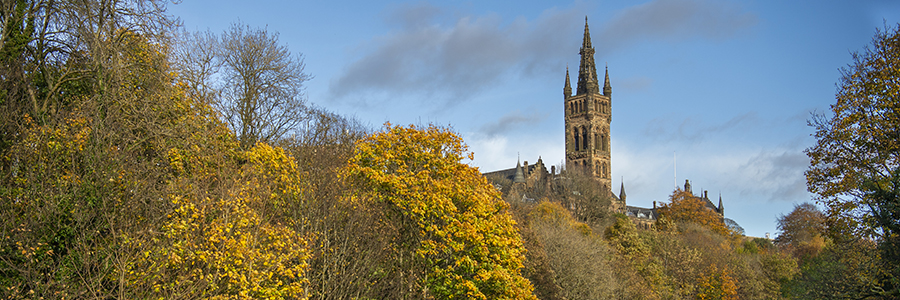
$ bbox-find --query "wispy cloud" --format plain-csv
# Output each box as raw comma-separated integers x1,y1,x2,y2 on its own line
479,110,545,137
329,0,756,109
734,150,810,202
642,112,761,143
329,3,584,107
595,0,758,56
612,138,811,206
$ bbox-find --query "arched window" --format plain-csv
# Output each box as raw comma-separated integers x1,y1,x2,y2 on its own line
595,133,600,150
603,133,609,152
573,127,580,151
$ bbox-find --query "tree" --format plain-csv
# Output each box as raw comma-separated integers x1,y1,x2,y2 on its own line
785,239,887,300
695,265,739,300
528,201,618,300
775,203,827,261
344,123,536,299
129,143,311,299
172,29,220,105
216,22,311,148
657,188,729,236
806,23,900,297
724,218,745,236
805,23,900,241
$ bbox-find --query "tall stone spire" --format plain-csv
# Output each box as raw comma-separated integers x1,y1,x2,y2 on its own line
619,181,627,203
603,64,611,96
577,17,599,95
564,65,572,97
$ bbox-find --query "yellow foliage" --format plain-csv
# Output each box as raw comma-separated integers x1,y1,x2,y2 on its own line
129,142,310,299
695,264,739,300
345,123,536,299
531,201,592,236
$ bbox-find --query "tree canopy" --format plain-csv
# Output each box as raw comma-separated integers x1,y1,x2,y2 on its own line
805,22,900,298
345,123,537,300
657,188,730,236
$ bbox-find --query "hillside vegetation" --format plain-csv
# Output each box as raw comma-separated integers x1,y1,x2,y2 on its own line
1,1,898,299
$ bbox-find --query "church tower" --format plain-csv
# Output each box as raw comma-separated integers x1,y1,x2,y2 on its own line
564,17,612,190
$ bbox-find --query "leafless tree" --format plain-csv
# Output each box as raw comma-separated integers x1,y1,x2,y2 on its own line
217,22,311,148
171,29,220,105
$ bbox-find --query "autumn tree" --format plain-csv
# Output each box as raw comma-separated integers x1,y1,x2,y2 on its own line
553,167,614,227
526,201,618,300
344,123,536,299
805,23,900,240
657,188,729,236
775,203,827,261
0,0,177,127
805,23,900,297
785,239,888,299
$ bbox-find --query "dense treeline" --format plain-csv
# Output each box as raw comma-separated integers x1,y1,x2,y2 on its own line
496,174,795,300
1,1,899,299
0,1,534,298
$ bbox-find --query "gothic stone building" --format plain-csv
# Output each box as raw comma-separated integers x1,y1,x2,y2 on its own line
485,17,724,225
564,18,613,193
485,17,614,202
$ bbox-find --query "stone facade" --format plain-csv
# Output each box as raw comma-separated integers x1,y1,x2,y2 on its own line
483,17,726,228
483,157,551,201
564,18,613,192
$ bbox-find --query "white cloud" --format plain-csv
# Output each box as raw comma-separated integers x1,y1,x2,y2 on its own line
466,131,564,173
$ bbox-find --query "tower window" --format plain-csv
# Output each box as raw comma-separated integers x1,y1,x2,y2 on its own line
573,127,580,151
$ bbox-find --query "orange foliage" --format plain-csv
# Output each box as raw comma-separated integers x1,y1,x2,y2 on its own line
657,188,729,236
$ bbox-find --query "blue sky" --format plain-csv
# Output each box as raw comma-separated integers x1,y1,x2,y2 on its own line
169,0,900,238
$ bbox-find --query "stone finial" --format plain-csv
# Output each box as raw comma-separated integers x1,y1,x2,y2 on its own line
603,64,611,96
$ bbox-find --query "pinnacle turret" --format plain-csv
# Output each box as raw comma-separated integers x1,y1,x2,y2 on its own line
577,17,599,95
718,193,724,214
603,64,611,96
513,159,525,183
564,66,572,98
582,16,592,50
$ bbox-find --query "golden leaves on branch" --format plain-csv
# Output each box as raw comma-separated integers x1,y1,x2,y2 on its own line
345,123,536,299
